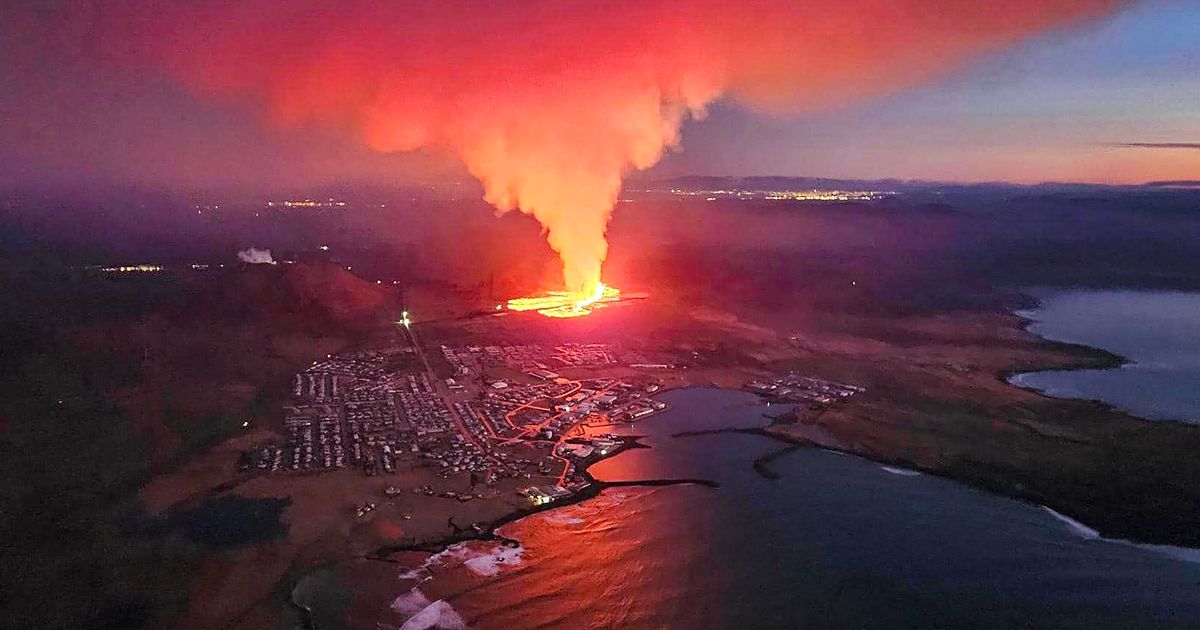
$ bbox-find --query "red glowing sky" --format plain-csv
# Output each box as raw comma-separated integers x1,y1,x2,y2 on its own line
1,0,1194,196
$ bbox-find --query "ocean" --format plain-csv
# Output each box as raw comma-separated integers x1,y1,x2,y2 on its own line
323,387,1200,629
1011,289,1200,423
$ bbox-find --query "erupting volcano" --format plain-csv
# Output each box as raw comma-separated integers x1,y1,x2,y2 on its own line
93,0,1127,303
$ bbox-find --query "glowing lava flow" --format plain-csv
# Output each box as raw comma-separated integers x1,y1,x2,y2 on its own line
507,284,621,318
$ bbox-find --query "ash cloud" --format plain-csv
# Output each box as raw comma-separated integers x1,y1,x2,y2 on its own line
15,0,1130,293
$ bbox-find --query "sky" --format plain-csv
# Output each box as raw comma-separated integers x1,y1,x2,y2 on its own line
0,0,1196,192
653,0,1200,184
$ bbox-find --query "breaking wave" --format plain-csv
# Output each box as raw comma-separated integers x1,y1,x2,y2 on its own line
1043,506,1200,564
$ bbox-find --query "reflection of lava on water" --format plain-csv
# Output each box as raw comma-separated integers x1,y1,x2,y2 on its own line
506,283,622,318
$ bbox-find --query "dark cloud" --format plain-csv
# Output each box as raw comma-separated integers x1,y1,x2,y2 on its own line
1110,142,1200,150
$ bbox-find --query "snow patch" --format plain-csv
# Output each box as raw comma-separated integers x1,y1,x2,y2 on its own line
399,599,467,630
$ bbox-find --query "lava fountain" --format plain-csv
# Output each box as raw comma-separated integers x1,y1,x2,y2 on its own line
507,283,622,318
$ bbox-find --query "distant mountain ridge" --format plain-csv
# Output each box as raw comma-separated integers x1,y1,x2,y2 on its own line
642,175,1199,195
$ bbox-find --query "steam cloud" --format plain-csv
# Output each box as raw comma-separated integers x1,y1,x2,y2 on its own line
237,247,276,265
105,0,1124,293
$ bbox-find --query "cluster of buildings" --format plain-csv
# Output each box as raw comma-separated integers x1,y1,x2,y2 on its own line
745,373,865,405
468,377,667,444
557,437,621,460
240,336,678,512
518,485,573,506
292,349,403,401
485,381,576,407
245,344,486,477
441,343,618,374
395,373,454,436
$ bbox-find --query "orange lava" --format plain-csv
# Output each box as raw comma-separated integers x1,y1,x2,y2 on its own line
507,284,621,318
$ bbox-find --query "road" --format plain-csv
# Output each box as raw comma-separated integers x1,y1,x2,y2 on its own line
400,321,491,456
402,326,615,487
498,380,616,485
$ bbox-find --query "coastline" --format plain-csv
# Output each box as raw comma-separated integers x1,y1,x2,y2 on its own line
1001,301,1129,379
677,405,1200,562
379,309,1198,557
160,299,1200,628
284,432,721,626
758,418,1200,549
999,296,1129,411
667,298,1200,551
282,357,1200,627
1004,289,1200,425
368,433,719,559
1042,506,1200,565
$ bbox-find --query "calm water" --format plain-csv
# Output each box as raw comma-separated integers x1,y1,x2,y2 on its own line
362,388,1200,630
1011,290,1200,423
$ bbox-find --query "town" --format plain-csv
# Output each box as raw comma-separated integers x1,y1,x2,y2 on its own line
239,337,670,510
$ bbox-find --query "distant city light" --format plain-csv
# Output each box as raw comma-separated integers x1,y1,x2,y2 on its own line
663,188,893,202
100,264,163,273
266,198,347,208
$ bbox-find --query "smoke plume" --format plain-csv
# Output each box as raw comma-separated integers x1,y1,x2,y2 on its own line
237,247,276,265
102,0,1124,293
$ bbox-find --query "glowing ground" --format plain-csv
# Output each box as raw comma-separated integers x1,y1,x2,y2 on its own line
506,284,622,318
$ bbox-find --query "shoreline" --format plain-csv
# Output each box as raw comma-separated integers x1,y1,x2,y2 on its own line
998,296,1131,414
1003,295,1200,422
270,300,1200,625
284,432,721,624
676,295,1200,550
1002,289,1197,426
283,361,1200,626
363,434,719,558
677,415,1200,558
